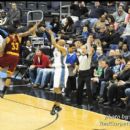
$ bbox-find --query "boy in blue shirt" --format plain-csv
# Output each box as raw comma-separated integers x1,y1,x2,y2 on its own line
65,43,79,98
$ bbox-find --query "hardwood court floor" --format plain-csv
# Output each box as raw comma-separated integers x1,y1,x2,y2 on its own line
0,94,130,130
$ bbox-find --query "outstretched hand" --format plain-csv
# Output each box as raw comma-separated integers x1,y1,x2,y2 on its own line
32,21,42,31
36,20,42,26
46,28,54,36
39,26,46,32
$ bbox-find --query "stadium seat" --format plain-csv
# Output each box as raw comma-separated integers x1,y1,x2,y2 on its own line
21,9,32,25
16,2,26,10
38,4,47,14
27,2,37,10
5,2,12,11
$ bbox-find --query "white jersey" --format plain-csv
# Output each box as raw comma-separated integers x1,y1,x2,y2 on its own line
53,48,67,68
53,48,68,88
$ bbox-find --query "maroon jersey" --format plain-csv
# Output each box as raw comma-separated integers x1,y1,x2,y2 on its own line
0,34,21,73
4,34,21,54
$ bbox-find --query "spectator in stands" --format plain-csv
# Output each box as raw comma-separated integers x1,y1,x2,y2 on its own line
91,60,103,100
121,18,130,50
50,17,60,34
82,25,89,42
6,2,21,25
94,39,102,47
118,40,124,50
112,56,123,75
82,1,107,28
95,46,105,61
29,48,50,83
113,5,127,30
95,26,109,49
91,59,113,103
70,1,88,20
104,61,130,106
107,24,121,46
65,43,79,99
106,14,116,29
89,1,106,19
25,40,33,52
121,44,130,59
61,16,76,39
124,8,130,24
115,49,121,57
106,49,116,67
33,67,54,89
92,14,106,33
106,1,116,14
21,40,35,63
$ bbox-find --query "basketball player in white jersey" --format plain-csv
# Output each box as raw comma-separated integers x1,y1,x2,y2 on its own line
45,29,68,115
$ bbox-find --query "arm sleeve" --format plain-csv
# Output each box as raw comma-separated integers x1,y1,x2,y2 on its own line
99,69,113,82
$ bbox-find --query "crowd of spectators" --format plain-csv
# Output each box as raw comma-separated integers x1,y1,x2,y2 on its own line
0,1,130,108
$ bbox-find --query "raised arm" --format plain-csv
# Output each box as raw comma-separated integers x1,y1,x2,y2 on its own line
18,21,41,38
46,29,67,56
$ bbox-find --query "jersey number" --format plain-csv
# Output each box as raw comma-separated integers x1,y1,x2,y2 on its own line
11,42,19,51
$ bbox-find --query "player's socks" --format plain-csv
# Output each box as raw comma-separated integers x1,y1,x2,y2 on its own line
50,93,63,115
55,94,62,112
50,93,59,115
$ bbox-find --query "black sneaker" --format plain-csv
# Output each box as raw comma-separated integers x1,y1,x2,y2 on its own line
50,105,62,115
50,105,57,115
55,106,62,112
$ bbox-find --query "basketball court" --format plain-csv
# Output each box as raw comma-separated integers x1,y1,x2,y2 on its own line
0,93,130,130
